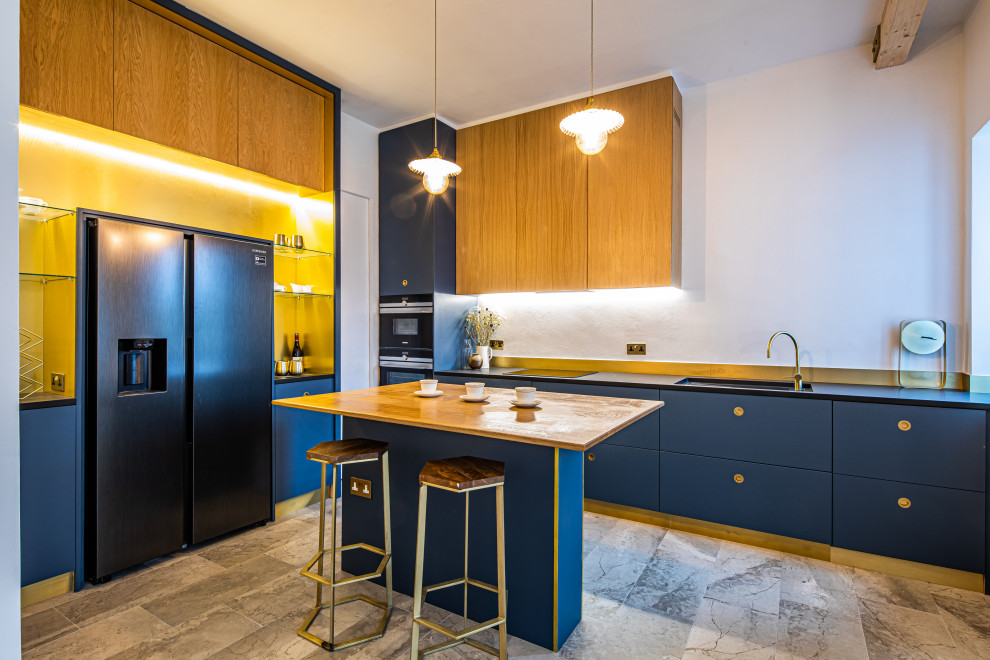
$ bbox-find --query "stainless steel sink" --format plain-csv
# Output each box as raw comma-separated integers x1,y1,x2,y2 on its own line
675,377,813,392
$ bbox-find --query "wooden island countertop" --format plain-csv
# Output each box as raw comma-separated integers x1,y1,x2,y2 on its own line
272,381,663,451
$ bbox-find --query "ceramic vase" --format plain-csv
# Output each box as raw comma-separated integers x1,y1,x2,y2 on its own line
479,345,492,369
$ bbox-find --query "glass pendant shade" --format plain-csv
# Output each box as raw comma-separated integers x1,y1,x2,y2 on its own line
559,103,624,156
408,147,461,194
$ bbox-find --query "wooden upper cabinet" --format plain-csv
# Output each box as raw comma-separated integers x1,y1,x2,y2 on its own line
21,0,114,129
588,77,682,289
456,117,519,294
237,59,325,190
113,0,238,165
515,101,588,291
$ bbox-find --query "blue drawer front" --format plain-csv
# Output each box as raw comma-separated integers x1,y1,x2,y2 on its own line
21,406,76,586
585,444,660,511
834,402,986,492
658,390,831,471
274,378,335,502
659,451,831,544
833,474,985,572
438,375,533,391
539,383,660,450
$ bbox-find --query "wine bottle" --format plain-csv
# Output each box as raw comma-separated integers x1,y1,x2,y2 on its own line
292,333,303,366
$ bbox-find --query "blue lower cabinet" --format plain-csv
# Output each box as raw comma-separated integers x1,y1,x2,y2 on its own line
585,444,660,511
538,383,660,450
437,375,532,391
21,405,76,586
274,378,336,503
659,451,831,544
833,474,985,572
658,390,832,471
834,402,986,492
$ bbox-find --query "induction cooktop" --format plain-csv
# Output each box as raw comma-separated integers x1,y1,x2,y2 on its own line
507,369,598,378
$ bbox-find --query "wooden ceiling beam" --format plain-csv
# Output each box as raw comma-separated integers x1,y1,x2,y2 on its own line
873,0,929,69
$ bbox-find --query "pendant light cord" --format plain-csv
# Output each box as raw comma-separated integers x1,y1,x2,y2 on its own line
433,0,438,149
590,0,594,99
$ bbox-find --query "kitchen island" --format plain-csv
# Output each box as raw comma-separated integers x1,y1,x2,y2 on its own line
272,381,663,650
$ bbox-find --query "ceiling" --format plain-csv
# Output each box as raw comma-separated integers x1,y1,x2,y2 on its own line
179,0,977,129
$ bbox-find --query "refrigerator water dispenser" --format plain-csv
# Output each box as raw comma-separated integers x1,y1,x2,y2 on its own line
117,338,166,395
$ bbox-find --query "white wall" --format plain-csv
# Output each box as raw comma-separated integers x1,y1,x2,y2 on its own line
964,0,990,375
339,112,379,388
1,0,20,648
481,36,966,372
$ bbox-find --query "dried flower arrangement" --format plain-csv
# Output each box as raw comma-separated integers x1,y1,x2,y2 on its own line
465,306,503,347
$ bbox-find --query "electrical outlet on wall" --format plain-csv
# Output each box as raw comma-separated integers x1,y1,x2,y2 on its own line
350,477,372,499
51,372,65,392
627,344,646,356
490,340,504,350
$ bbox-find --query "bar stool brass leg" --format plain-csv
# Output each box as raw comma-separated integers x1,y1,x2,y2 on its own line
327,464,338,647
316,463,326,609
495,484,507,660
410,484,429,660
463,491,470,628
382,451,394,610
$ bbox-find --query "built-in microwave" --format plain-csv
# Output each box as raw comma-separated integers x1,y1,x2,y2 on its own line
379,296,433,352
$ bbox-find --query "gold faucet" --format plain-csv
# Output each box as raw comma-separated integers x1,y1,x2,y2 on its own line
767,331,803,391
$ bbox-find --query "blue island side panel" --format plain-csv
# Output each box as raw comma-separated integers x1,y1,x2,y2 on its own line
556,447,584,649
340,418,572,651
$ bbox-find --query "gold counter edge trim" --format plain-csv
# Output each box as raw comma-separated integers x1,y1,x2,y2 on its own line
585,500,984,593
492,357,968,390
553,448,559,653
21,571,74,609
275,488,322,520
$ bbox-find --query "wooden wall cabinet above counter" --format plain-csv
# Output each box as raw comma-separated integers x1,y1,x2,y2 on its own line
20,0,333,192
455,76,682,294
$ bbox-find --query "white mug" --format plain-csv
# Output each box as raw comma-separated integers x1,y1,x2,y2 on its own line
419,379,439,394
515,386,537,404
465,382,485,398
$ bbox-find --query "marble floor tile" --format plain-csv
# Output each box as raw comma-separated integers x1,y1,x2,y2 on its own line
703,542,783,616
682,597,778,659
227,572,316,626
198,518,313,568
582,541,649,605
594,518,667,562
858,596,960,660
266,527,322,566
105,607,260,660
210,604,369,660
558,615,615,660
23,606,170,660
776,597,868,660
933,590,990,659
56,554,226,627
143,554,295,626
625,530,720,623
780,554,860,614
603,603,694,659
20,607,78,651
582,512,619,558
853,567,940,614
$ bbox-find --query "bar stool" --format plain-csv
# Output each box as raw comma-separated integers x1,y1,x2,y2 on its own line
298,438,393,652
410,456,507,659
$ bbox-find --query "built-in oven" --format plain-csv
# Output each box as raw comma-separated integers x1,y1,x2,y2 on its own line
379,350,433,386
379,295,433,351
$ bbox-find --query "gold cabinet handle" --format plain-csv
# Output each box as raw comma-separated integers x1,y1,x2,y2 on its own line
733,407,744,417
733,474,744,484
897,420,911,431
402,279,408,286
898,497,911,509
304,392,310,396
588,453,596,462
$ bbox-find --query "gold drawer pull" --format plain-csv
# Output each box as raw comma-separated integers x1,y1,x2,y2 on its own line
402,279,408,286
733,474,744,484
588,453,596,462
898,497,911,509
304,392,310,396
733,407,744,417
898,420,911,431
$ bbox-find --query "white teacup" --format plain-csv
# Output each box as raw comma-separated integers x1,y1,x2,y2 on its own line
465,382,485,398
419,379,439,394
515,386,537,404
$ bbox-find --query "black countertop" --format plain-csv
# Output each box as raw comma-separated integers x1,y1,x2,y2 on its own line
436,368,990,410
274,371,335,385
20,391,76,411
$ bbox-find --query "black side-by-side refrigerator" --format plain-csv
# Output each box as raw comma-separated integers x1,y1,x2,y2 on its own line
85,214,273,582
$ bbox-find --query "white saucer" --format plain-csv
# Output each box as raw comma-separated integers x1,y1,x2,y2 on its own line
459,394,490,403
510,399,541,408
414,390,443,398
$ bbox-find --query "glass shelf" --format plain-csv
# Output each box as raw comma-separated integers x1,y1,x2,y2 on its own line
18,202,75,222
19,272,75,283
274,290,332,300
273,244,333,259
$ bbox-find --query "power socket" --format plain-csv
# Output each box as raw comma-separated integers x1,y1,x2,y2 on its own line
490,340,504,350
627,344,646,356
349,477,372,499
51,372,65,392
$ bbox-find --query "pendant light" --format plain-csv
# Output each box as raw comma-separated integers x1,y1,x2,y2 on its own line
408,0,461,194
559,0,623,155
